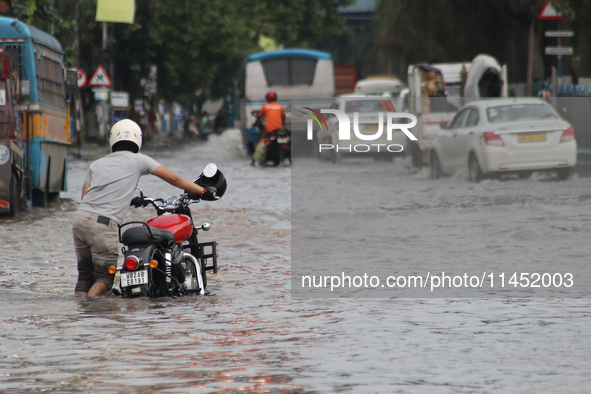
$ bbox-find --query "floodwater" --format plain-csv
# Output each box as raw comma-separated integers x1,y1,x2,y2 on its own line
1,130,591,393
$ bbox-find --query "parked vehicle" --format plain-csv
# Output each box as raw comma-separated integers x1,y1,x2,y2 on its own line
110,164,226,298
428,98,576,182
0,17,73,215
315,95,402,163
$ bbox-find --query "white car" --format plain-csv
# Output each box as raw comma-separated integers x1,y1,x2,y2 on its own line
315,95,409,163
428,98,577,182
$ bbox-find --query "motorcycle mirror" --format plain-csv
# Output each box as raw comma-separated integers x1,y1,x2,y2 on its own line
203,163,217,178
136,186,144,198
197,222,211,231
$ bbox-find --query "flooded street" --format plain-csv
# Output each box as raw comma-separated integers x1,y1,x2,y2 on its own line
2,130,591,393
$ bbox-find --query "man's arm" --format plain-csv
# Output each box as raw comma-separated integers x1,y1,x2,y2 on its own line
81,183,91,200
254,106,265,126
152,166,205,195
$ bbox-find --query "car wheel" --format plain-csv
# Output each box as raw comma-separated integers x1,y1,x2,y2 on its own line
468,153,482,183
429,151,442,179
382,154,395,163
330,138,342,164
556,167,574,181
316,137,332,162
518,170,533,180
409,142,423,168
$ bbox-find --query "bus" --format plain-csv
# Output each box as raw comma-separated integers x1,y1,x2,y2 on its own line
239,48,335,151
0,17,71,214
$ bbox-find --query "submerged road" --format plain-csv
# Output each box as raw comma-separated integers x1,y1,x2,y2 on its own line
1,130,590,393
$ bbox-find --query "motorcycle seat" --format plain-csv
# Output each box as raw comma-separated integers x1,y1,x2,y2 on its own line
122,226,176,247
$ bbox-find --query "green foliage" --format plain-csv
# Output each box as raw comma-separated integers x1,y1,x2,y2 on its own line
252,0,353,47
376,0,546,65
9,0,350,105
11,0,78,66
11,0,37,22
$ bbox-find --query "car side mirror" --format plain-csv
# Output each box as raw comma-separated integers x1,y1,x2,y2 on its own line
440,122,448,130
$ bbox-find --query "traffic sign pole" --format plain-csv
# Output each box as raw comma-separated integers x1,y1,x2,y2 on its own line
558,38,562,78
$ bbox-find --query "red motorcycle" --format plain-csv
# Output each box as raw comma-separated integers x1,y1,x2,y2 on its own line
109,164,226,298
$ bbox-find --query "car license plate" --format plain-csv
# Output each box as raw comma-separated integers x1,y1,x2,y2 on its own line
121,270,148,287
277,138,289,144
518,133,546,142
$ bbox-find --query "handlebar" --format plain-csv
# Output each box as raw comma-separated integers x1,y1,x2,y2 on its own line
130,192,197,211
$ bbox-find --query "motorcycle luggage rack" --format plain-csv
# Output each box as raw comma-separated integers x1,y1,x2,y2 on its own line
185,241,218,274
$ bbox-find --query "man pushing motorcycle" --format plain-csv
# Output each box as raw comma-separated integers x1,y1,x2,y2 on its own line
72,119,218,297
250,91,285,166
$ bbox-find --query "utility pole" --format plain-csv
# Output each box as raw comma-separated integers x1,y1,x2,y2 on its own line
98,22,109,146
526,21,534,96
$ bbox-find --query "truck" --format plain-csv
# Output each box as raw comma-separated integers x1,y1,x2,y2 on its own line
407,55,507,167
0,17,74,216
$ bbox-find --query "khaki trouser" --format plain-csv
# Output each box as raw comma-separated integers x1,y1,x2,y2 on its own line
72,210,118,292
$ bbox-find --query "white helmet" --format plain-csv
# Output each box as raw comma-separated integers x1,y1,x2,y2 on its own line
109,119,143,152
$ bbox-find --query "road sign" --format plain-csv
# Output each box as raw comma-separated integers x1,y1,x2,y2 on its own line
96,0,135,24
545,47,573,56
88,64,112,87
111,91,129,107
538,0,562,20
76,68,87,88
92,87,109,100
545,31,574,38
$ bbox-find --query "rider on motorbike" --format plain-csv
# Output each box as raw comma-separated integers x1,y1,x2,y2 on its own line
250,91,285,166
72,119,218,298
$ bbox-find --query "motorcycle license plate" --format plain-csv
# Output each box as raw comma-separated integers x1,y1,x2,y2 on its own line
277,138,289,144
121,270,148,287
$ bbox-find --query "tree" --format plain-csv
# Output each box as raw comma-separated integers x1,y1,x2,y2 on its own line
13,0,352,109
12,0,77,66
375,0,546,81
554,0,591,77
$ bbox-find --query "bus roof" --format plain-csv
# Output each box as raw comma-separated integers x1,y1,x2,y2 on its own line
248,48,331,62
0,17,62,51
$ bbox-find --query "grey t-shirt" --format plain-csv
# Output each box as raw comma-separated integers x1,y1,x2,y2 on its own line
79,151,161,224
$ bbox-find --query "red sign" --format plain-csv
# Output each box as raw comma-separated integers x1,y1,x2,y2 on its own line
538,0,562,20
76,68,87,88
88,64,112,87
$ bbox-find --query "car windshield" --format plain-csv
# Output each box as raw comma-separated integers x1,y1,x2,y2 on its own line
486,104,557,123
345,99,395,113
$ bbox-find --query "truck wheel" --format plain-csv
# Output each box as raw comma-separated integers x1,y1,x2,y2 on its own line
8,172,18,217
31,188,48,207
32,167,50,207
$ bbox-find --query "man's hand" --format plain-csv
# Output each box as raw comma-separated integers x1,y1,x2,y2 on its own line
186,186,217,200
202,186,219,200
130,196,144,207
